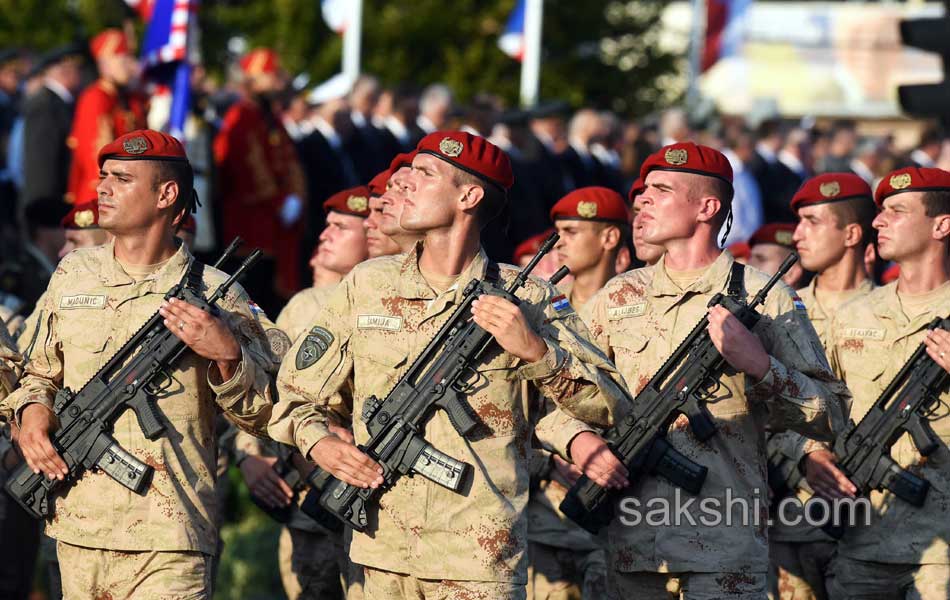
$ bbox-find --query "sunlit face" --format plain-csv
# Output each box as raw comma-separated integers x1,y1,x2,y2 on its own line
401,154,459,232
59,228,110,259
553,219,610,276
637,170,708,247
632,194,664,265
793,203,849,272
379,166,414,237
97,160,163,235
317,211,369,275
364,196,401,258
873,192,936,262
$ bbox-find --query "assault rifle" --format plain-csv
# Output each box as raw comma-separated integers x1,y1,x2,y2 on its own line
5,239,261,519
766,434,805,510
559,253,799,533
301,234,562,532
809,316,950,538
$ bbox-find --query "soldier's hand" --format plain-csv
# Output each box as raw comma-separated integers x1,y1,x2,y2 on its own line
551,453,583,488
18,403,68,480
240,455,293,509
327,421,355,444
159,297,242,379
707,306,770,381
804,449,856,500
471,295,547,363
569,431,629,489
925,328,950,375
309,435,384,489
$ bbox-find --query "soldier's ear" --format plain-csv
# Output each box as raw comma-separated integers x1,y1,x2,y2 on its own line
459,184,484,213
156,180,179,210
842,222,864,248
695,194,721,225
933,213,950,242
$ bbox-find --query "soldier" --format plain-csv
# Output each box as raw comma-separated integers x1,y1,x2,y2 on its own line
806,166,950,600
58,198,112,258
269,130,631,600
66,29,145,206
582,142,850,600
365,168,403,259
747,223,806,289
213,48,307,310
376,151,425,254
527,186,631,599
629,177,664,266
551,186,630,307
767,173,877,600
0,129,280,599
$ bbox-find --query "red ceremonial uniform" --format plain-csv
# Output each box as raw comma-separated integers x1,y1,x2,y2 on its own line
65,30,146,205
212,50,307,296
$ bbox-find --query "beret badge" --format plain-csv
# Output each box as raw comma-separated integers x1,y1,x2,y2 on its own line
576,201,598,219
122,136,149,155
890,173,912,190
346,195,368,212
438,137,464,158
775,230,794,245
664,148,688,166
819,181,840,198
74,210,95,228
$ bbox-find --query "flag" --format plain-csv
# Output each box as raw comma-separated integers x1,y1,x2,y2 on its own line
128,0,197,141
499,0,526,61
322,0,349,34
702,0,751,72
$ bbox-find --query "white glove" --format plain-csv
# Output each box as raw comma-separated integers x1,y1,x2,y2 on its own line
279,194,303,226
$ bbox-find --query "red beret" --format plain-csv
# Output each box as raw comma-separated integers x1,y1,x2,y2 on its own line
390,150,417,173
791,173,873,212
551,187,630,224
728,241,750,260
98,129,189,168
514,229,554,263
323,186,370,218
368,170,390,198
881,263,900,284
62,200,100,230
874,166,950,206
240,48,280,77
416,131,514,191
750,223,796,249
640,142,733,188
628,177,645,205
90,29,130,60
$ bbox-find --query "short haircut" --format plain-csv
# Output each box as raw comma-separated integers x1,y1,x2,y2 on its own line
451,168,505,228
151,159,195,227
691,176,734,229
922,190,950,218
825,197,877,247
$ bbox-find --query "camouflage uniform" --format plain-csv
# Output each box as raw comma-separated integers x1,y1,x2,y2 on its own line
767,278,874,600
581,251,851,600
268,245,628,598
234,429,351,600
822,282,950,600
277,286,336,343
0,241,279,599
526,283,607,600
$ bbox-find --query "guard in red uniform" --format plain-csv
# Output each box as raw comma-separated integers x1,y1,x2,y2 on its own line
212,48,307,312
65,29,146,205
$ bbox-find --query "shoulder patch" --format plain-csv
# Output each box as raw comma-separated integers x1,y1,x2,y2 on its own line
266,328,293,359
839,327,886,341
60,294,107,310
247,301,266,319
296,326,334,370
357,315,403,331
550,294,574,315
790,294,807,311
608,303,647,320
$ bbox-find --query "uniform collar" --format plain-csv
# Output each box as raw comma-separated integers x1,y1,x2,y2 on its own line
873,280,950,331
96,238,193,289
396,241,491,304
650,250,735,298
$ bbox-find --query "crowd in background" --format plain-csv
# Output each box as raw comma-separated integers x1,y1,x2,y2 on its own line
2,33,950,325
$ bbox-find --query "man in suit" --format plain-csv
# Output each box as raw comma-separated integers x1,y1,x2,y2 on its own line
21,45,84,209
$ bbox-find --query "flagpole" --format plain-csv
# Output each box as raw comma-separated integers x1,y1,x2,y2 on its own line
520,0,543,108
342,0,363,82
687,0,706,112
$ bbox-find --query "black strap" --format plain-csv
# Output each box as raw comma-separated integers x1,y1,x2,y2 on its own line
727,261,745,299
186,259,205,293
485,261,500,285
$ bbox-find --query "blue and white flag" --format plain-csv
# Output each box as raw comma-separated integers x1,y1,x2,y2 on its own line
499,0,526,61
